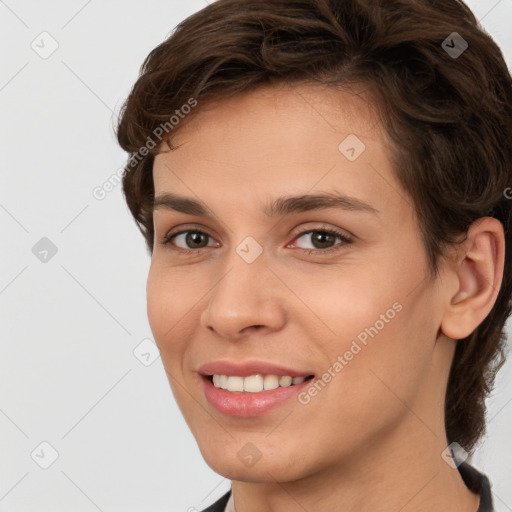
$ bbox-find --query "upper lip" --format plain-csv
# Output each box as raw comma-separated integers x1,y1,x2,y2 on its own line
198,360,314,378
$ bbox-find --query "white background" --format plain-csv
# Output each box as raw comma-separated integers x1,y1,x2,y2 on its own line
1,1,511,511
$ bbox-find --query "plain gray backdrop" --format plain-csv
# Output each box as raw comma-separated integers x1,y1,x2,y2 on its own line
1,1,511,511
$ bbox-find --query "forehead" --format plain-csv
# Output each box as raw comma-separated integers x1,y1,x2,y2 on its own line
162,81,385,152
152,82,409,223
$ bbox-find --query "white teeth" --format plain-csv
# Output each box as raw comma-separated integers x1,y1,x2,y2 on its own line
211,374,309,392
243,375,264,392
227,376,244,392
279,375,292,387
263,374,279,390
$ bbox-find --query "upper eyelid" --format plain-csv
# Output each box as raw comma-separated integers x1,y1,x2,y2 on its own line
164,223,349,238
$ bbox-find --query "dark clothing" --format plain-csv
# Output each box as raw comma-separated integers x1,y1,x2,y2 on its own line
459,462,494,512
202,491,230,512
201,461,494,511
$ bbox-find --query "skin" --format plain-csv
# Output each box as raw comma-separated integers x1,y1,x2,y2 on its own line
147,82,504,512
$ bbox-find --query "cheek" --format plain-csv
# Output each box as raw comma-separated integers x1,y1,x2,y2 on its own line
146,269,169,342
146,265,195,355
146,267,200,411
302,258,435,398
295,265,397,344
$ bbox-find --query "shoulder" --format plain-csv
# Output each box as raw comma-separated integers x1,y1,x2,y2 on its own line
200,490,231,512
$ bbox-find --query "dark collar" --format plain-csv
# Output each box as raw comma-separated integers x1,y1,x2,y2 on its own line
458,461,494,511
201,490,231,512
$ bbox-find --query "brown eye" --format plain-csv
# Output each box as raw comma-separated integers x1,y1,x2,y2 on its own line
293,228,352,253
184,232,209,248
309,231,337,249
163,230,218,250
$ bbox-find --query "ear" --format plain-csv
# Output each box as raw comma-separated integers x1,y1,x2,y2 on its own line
440,217,505,340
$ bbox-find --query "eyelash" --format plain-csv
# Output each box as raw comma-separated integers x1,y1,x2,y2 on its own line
160,225,353,256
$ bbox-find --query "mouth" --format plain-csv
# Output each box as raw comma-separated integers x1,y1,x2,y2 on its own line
200,372,316,417
206,373,315,393
197,361,316,416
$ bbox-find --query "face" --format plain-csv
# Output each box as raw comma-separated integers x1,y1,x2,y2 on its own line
147,83,450,482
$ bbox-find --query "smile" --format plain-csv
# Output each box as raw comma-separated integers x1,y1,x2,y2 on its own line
210,374,314,392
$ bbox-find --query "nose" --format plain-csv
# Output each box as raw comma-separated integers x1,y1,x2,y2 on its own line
199,254,287,340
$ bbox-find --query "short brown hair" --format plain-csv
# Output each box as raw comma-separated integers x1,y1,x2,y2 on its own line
116,0,512,452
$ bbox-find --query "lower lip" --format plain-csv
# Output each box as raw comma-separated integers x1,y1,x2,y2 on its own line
201,376,312,417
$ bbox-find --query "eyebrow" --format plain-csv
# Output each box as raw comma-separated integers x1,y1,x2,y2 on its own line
153,192,379,217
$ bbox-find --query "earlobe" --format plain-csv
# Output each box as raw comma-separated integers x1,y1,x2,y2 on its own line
440,217,505,341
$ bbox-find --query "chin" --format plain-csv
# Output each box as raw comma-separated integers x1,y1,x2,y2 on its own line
197,437,310,483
